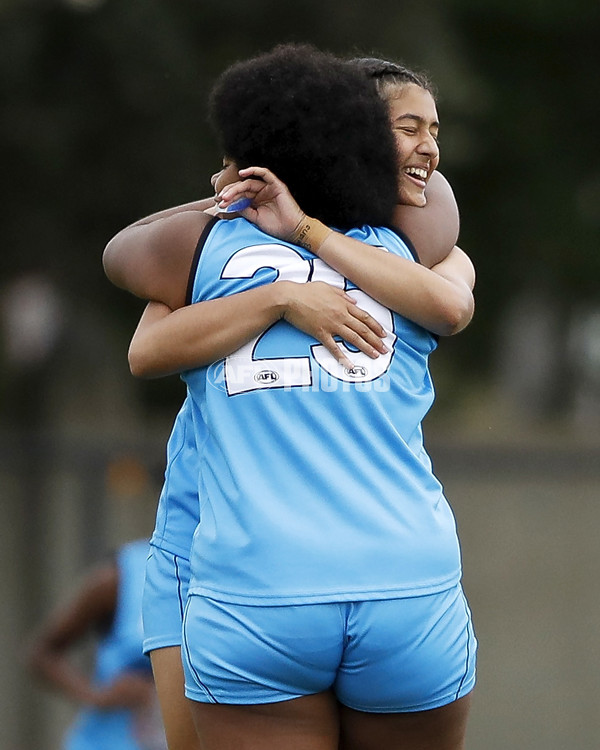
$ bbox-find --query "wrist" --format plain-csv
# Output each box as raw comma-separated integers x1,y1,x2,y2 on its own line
270,280,294,320
288,214,331,253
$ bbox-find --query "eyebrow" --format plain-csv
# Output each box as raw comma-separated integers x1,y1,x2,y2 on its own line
393,113,440,129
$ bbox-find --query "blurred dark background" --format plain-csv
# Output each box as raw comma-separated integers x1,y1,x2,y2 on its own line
1,1,599,748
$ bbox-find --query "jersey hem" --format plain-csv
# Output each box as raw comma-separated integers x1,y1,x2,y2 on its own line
187,571,462,605
149,535,191,561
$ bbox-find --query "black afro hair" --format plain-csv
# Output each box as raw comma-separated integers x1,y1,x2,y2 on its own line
208,44,399,229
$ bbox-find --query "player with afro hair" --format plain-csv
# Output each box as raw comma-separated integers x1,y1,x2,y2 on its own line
208,43,399,230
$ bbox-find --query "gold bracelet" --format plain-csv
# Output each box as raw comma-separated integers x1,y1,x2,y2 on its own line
289,214,332,253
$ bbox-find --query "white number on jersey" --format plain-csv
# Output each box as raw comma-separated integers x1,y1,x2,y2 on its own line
221,246,396,395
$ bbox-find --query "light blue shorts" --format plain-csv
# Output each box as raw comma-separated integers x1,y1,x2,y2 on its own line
182,583,476,712
142,546,191,655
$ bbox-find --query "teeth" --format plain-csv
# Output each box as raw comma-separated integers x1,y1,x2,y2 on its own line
406,167,428,180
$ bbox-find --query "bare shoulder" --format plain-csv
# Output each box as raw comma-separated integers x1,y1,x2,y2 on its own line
393,170,460,268
103,210,214,310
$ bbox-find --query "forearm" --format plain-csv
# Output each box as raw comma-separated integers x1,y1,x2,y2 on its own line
316,232,473,336
26,564,118,708
129,285,290,378
431,246,476,291
313,172,471,334
215,167,471,335
28,647,98,705
121,197,216,229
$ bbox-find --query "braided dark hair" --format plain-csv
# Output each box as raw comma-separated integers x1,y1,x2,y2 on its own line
349,57,436,103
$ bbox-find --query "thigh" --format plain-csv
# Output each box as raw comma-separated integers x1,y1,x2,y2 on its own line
150,646,200,750
336,585,477,712
339,692,472,750
182,595,343,705
189,691,340,750
142,547,190,654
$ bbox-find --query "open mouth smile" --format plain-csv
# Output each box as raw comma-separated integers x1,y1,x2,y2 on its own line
404,166,428,186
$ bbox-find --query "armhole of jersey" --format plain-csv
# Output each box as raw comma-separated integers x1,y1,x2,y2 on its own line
185,215,220,306
386,225,421,264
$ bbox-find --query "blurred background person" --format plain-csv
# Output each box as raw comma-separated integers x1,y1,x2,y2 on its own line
25,538,167,750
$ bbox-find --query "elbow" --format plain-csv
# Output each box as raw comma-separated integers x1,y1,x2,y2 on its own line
103,231,142,295
436,294,475,337
128,339,158,379
102,236,124,288
128,337,176,379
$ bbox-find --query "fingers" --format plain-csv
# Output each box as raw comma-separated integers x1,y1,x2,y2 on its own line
315,308,388,363
348,303,386,340
292,284,388,360
217,178,264,207
319,321,386,369
237,165,276,183
340,323,387,359
218,167,277,205
219,196,252,214
320,335,354,371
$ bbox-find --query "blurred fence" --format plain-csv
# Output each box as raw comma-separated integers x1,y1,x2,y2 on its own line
1,428,599,750
435,436,600,750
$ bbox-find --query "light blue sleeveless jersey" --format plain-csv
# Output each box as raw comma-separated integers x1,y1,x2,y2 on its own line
149,221,218,561
150,396,201,559
182,218,462,604
64,539,161,750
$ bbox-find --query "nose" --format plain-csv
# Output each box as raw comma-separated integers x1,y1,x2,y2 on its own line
210,171,220,191
417,132,439,161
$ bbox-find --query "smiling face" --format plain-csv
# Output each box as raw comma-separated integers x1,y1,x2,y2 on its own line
387,83,440,207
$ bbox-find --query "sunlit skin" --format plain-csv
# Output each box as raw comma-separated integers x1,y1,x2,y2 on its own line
388,83,440,208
